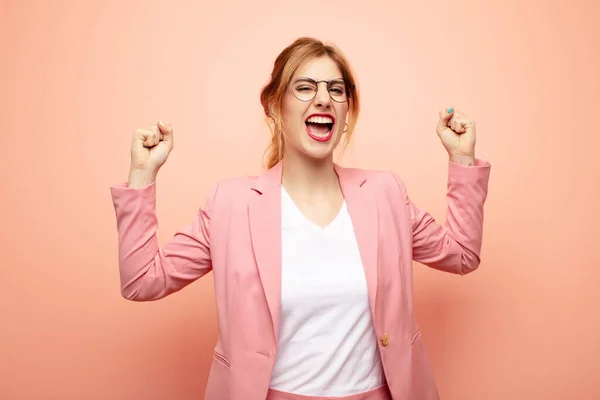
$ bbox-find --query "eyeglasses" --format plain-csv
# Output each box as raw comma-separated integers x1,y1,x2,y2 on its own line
291,77,353,103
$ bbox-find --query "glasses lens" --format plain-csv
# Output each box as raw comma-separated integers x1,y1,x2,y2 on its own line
293,79,318,101
328,79,348,103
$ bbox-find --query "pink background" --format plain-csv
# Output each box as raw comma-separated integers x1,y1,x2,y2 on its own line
1,0,599,399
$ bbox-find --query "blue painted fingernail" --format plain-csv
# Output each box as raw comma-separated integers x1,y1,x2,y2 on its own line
447,107,454,113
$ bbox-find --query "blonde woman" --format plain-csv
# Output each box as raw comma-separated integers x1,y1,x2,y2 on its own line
110,37,491,400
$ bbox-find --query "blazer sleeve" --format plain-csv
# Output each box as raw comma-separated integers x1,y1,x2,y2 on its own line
391,159,491,275
109,180,219,300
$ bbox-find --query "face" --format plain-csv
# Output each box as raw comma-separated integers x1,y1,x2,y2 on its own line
280,56,349,163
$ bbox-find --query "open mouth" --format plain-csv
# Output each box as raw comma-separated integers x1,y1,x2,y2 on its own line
305,115,335,142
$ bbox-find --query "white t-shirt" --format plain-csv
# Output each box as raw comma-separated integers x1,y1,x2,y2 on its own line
268,186,385,396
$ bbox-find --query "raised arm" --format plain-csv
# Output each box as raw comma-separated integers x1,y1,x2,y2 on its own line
399,107,491,274
109,121,216,301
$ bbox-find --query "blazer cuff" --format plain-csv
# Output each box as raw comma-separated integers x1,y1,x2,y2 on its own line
110,180,156,194
109,181,157,212
447,158,491,198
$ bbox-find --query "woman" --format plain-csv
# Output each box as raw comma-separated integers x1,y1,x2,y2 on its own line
110,37,491,400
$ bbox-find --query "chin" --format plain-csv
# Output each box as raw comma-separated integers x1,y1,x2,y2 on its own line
302,149,334,162
299,136,340,162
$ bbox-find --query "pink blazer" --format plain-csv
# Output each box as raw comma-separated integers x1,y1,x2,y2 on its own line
110,159,491,400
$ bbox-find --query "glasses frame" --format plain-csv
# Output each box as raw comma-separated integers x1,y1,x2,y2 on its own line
290,77,355,103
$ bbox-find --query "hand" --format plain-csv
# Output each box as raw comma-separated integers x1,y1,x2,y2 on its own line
128,121,174,187
436,107,476,165
130,120,174,172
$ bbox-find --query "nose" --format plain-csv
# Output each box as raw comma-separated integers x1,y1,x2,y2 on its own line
314,82,331,108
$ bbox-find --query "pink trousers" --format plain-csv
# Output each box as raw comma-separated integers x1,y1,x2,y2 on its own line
266,385,392,400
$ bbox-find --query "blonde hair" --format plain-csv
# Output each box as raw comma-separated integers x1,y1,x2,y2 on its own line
259,37,360,169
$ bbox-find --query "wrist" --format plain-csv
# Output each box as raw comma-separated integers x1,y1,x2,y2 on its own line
128,168,158,188
449,153,475,166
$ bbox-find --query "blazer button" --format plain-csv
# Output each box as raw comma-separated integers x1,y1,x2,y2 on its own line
381,334,389,347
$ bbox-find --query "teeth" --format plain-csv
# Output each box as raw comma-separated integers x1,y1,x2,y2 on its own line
306,115,333,124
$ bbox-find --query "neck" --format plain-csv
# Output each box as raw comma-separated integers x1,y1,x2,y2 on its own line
280,153,340,197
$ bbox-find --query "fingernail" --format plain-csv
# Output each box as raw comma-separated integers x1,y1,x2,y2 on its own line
447,107,454,113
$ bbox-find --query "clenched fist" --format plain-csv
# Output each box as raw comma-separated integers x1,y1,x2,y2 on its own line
128,121,174,187
436,107,476,166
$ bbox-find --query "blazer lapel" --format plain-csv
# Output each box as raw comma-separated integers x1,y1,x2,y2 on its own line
335,164,379,318
249,162,283,343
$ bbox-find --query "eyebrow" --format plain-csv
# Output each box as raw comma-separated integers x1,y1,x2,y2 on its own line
294,77,345,84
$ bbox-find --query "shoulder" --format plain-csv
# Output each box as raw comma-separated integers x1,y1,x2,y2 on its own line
213,175,258,192
337,165,408,196
201,174,262,210
206,175,258,199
